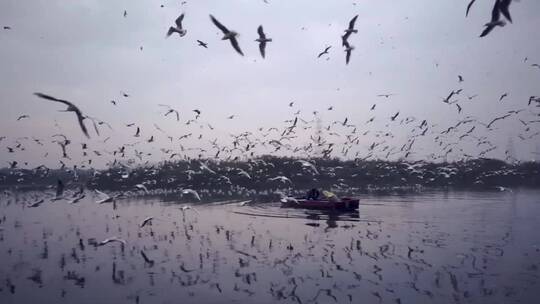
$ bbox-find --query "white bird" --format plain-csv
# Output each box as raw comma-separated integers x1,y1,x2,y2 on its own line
296,160,319,174
135,184,150,194
268,176,292,184
180,205,199,214
237,169,252,179
95,189,116,204
98,237,126,246
181,189,201,201
166,13,187,37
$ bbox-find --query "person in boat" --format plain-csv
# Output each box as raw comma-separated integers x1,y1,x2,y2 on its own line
322,190,339,202
306,188,320,200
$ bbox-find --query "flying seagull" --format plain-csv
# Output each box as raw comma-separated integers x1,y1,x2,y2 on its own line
317,46,331,58
167,13,187,37
197,40,208,48
34,93,90,138
255,25,272,58
479,0,506,38
209,14,243,56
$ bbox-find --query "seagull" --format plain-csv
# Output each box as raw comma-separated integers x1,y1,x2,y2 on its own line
17,115,29,121
466,0,477,17
159,104,180,121
296,160,319,174
68,194,86,204
98,237,126,246
499,93,508,101
28,199,45,208
166,13,187,37
531,64,540,69
95,189,117,204
391,111,400,121
209,14,243,56
180,205,199,214
181,189,201,201
34,93,90,138
134,127,141,137
377,94,394,98
317,46,331,59
479,0,506,38
458,75,464,82
197,40,208,48
140,217,154,228
134,184,149,194
268,176,292,184
255,25,272,58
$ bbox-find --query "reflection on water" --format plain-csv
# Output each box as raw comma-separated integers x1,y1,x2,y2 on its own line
0,189,540,303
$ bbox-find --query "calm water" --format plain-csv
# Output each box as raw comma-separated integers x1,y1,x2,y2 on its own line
0,189,539,304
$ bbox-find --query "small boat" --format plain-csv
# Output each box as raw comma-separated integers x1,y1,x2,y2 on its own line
281,197,359,211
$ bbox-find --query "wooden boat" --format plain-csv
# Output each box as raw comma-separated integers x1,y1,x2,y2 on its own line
281,197,359,211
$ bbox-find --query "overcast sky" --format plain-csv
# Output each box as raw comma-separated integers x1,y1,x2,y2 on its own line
1,0,540,168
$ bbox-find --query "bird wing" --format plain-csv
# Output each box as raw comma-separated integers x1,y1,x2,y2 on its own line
166,27,176,37
34,92,74,107
466,0,477,17
75,111,90,138
341,32,351,46
229,37,244,56
209,15,229,33
175,13,185,28
348,15,359,30
345,49,351,65
259,41,266,58
257,25,266,39
499,0,512,23
490,0,501,23
479,24,495,38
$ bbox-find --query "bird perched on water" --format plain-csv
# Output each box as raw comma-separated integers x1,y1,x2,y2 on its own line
255,25,272,58
34,93,90,138
166,13,187,37
209,14,243,56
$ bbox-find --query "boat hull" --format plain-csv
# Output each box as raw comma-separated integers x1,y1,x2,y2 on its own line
282,197,359,211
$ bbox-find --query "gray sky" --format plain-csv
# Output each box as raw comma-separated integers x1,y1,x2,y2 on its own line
1,0,540,168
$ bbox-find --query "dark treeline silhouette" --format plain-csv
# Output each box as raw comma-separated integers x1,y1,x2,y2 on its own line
1,156,538,193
